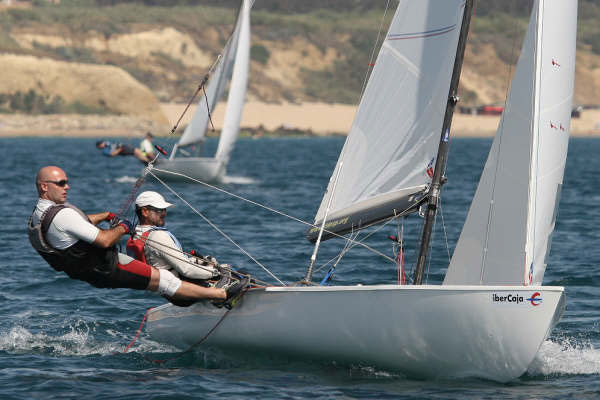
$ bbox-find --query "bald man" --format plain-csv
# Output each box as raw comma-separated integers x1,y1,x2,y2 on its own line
28,166,247,306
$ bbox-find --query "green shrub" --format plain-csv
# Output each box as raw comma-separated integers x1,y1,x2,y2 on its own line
0,90,113,115
250,44,270,65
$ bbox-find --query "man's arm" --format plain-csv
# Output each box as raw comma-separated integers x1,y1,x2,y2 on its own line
149,230,217,280
55,208,129,249
88,212,114,225
93,225,129,248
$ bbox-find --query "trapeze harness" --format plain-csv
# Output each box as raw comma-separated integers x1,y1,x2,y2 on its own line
127,227,201,307
28,204,151,290
126,227,183,265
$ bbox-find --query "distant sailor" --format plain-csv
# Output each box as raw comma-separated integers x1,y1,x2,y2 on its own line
28,166,246,306
95,140,150,164
138,132,156,161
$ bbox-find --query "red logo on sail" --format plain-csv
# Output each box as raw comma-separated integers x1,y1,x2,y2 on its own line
426,158,435,178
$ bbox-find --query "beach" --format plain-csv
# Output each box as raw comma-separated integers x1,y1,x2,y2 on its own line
1,101,599,137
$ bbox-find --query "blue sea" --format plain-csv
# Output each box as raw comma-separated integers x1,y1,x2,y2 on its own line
1,136,599,399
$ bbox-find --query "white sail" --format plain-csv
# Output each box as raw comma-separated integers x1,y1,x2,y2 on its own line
214,0,251,163
313,0,466,235
444,0,577,285
172,1,246,155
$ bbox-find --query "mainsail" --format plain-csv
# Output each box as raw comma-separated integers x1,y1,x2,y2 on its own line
444,0,577,285
170,0,249,159
308,1,467,241
214,0,251,163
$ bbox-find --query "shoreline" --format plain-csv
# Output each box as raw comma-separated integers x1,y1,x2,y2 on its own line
1,102,600,138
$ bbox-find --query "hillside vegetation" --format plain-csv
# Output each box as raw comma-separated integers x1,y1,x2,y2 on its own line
0,0,599,123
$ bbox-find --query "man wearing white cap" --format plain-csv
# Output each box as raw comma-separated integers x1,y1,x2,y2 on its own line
127,191,221,283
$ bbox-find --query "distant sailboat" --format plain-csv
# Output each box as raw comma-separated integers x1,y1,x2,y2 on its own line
153,0,252,182
146,0,577,382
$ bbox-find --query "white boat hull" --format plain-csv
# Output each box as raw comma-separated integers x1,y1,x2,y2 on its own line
151,157,225,182
146,285,565,382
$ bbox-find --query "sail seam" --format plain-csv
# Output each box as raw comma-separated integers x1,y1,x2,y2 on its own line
387,25,457,41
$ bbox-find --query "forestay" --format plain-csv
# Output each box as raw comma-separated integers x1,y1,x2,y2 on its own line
309,0,467,241
444,0,577,285
170,1,246,159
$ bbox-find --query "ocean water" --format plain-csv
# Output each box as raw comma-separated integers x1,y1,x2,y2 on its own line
1,136,599,399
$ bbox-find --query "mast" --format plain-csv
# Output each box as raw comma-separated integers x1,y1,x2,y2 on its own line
413,0,474,285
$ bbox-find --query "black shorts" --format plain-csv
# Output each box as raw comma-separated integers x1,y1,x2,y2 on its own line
118,144,135,156
77,259,152,290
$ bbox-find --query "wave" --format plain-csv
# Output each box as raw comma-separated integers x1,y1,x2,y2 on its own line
222,175,257,185
115,176,139,183
0,322,175,357
528,338,600,377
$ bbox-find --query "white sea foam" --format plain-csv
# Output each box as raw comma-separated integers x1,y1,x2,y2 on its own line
0,323,177,357
222,175,257,184
529,339,600,376
115,176,138,183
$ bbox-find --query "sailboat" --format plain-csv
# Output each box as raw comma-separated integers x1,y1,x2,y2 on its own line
145,0,577,382
152,0,252,182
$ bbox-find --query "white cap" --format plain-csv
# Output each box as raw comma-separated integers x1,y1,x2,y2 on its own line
135,191,174,209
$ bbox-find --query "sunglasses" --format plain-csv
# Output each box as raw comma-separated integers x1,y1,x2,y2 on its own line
45,179,69,187
145,205,167,214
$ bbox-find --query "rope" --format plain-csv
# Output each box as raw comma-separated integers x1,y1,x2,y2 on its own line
138,233,273,287
150,167,400,265
169,52,223,136
122,307,153,354
359,0,392,98
202,83,216,132
439,199,452,264
147,167,286,286
114,168,149,223
122,288,249,364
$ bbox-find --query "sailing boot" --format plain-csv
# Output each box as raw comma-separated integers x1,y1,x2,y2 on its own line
222,277,250,310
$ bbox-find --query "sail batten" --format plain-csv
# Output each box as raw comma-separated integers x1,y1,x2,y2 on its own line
311,1,467,241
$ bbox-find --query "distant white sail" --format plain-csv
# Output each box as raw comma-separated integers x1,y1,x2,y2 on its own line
444,0,577,285
215,0,251,163
172,1,247,156
311,1,466,238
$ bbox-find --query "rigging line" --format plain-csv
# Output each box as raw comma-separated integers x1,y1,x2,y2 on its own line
115,168,149,221
147,168,286,286
138,235,272,287
170,72,210,136
151,166,399,264
438,198,452,264
313,212,402,275
359,0,392,98
125,289,249,364
168,48,224,135
137,235,222,274
202,83,216,132
425,214,437,284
